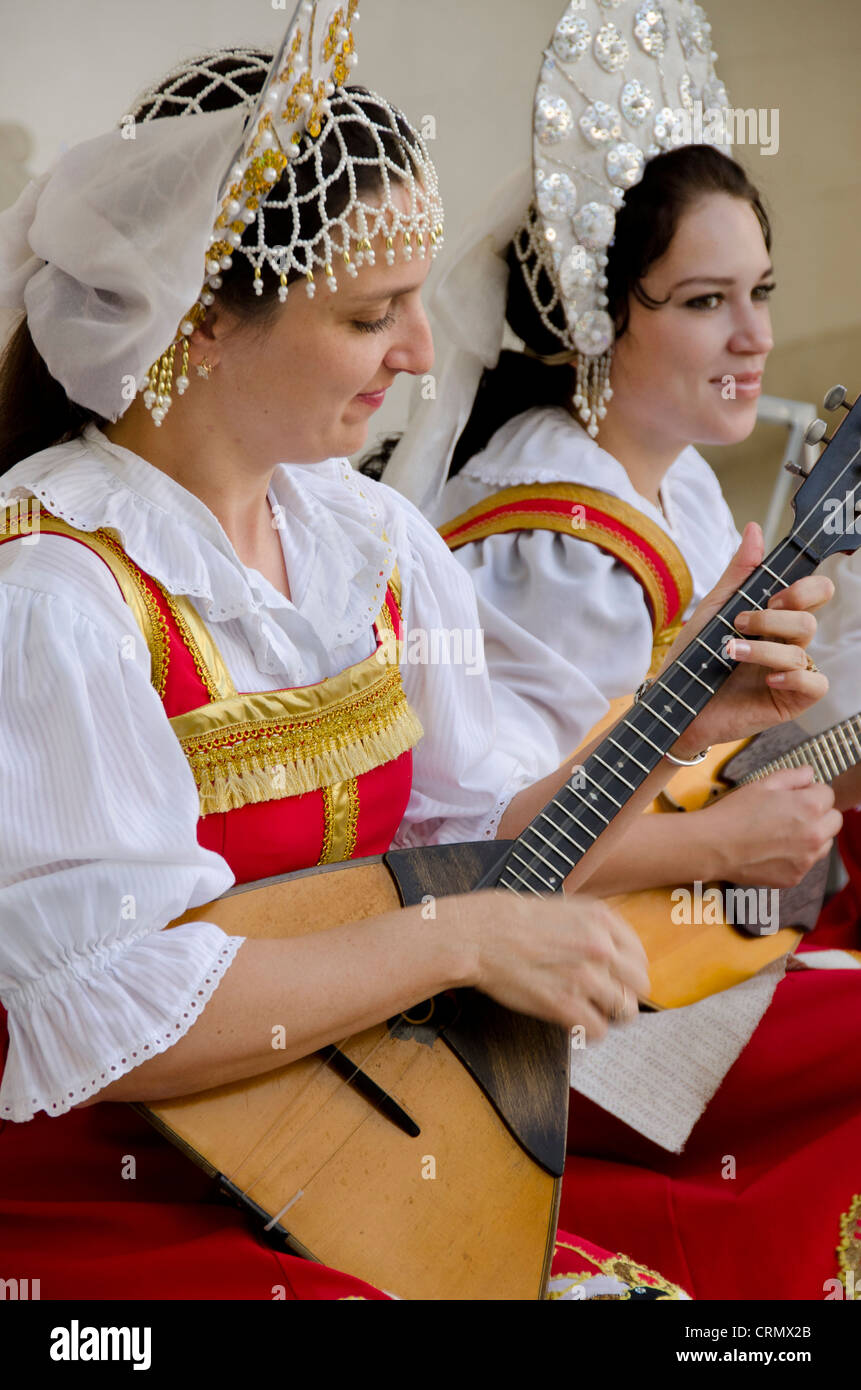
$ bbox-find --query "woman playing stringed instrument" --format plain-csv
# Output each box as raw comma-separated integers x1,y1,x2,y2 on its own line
383,0,861,1298
384,7,839,905
0,12,833,1300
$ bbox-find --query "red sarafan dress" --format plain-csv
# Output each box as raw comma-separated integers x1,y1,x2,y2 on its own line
0,507,689,1301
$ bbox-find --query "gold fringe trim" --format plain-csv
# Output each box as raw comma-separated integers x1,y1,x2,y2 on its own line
837,1193,861,1299
183,697,423,816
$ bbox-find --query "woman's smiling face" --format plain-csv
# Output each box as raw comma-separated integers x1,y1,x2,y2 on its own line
607,192,775,453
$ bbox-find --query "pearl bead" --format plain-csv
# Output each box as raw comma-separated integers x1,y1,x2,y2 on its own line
226,198,241,218
259,129,275,150
206,259,220,276
180,319,194,336
348,53,358,68
151,407,165,424
143,389,156,408
263,167,278,184
176,375,189,394
298,92,312,110
228,230,242,248
242,209,256,225
201,290,215,306
209,275,223,288
220,255,232,270
325,80,335,97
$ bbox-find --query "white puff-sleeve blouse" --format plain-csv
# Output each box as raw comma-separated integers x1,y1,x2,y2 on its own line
0,426,535,1123
433,406,742,769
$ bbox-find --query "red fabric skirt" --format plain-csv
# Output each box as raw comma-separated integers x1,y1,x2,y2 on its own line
561,884,861,1301
0,1095,689,1300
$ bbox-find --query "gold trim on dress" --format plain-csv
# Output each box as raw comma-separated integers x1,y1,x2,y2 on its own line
162,592,237,702
168,564,420,816
0,508,171,698
837,1193,861,1299
317,778,360,864
439,483,693,666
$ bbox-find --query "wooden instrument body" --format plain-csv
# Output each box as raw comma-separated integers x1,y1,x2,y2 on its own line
579,700,803,1009
143,843,568,1301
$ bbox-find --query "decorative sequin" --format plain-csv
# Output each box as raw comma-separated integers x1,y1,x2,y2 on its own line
559,245,598,310
677,2,712,60
579,100,622,146
593,23,629,73
703,77,729,111
634,3,669,58
597,0,623,7
553,12,591,63
653,106,684,150
620,79,654,126
535,92,575,145
574,308,615,356
573,201,616,250
605,141,645,188
537,171,578,220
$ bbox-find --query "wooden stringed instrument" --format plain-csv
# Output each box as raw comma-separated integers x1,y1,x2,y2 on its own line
573,701,861,1009
139,385,861,1300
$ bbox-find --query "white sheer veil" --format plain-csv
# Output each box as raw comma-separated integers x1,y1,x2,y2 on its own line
382,165,532,515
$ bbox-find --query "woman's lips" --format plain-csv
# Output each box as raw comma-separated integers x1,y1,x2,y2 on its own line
355,389,387,409
712,373,763,398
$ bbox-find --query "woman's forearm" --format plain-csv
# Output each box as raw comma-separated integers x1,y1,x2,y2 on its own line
83,902,476,1105
498,731,678,892
575,808,720,896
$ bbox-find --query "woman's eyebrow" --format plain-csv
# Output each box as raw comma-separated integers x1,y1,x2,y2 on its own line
670,267,775,291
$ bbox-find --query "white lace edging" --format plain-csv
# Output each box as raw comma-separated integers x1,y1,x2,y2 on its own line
0,936,244,1122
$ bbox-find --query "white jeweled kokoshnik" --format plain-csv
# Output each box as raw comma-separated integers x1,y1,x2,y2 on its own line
134,2,444,426
519,0,731,436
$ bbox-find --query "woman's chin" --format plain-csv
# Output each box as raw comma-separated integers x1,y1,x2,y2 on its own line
697,400,761,447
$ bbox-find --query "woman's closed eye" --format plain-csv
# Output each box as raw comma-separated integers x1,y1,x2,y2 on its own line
352,310,397,334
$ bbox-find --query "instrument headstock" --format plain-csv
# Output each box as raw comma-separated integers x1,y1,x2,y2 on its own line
790,385,861,561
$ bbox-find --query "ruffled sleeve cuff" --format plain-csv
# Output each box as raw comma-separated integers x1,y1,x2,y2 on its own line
0,922,244,1123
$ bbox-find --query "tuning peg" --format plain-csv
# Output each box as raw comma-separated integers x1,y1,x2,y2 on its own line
824,384,856,412
803,418,833,447
785,459,814,477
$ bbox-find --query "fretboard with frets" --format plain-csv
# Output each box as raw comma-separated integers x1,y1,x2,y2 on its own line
740,712,861,786
490,544,820,897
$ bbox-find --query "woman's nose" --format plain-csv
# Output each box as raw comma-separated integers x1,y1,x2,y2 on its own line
729,304,774,357
385,302,435,377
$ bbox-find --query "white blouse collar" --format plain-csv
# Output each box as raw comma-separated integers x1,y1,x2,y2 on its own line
2,425,396,648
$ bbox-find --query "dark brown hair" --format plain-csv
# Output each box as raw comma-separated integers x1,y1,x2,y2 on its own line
0,54,422,475
446,144,771,478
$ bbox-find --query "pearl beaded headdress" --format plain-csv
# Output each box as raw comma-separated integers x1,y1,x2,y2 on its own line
0,2,442,426
519,0,731,435
137,2,444,425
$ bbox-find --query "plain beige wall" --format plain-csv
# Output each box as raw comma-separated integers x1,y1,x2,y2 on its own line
1,0,859,530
